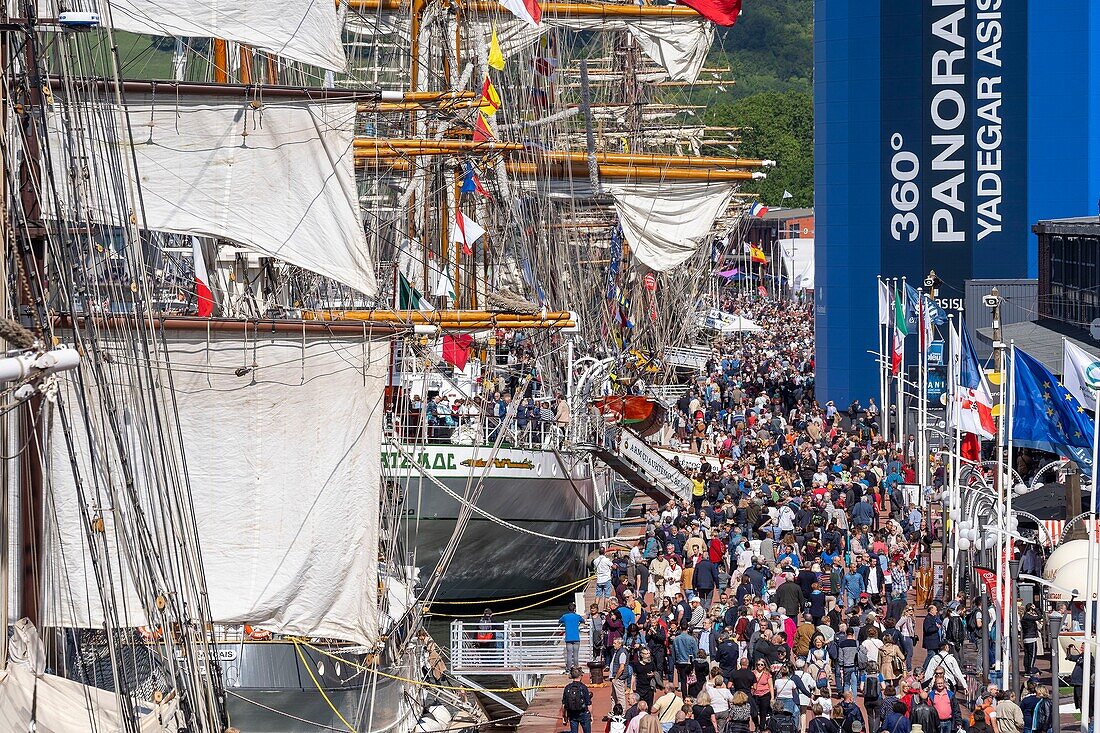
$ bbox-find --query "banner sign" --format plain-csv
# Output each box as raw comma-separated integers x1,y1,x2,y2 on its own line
880,1,1029,300
974,565,1008,623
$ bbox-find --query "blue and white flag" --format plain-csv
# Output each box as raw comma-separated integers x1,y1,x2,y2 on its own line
1012,346,1094,475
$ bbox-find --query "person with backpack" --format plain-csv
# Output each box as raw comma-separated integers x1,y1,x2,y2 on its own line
562,667,593,733
765,698,798,733
831,626,860,694
861,662,884,733
807,703,841,733
838,691,865,733
876,701,911,733
920,642,966,691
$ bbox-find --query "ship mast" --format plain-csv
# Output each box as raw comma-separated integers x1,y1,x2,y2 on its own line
10,0,47,630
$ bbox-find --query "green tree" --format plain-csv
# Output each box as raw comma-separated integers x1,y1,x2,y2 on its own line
712,0,813,100
705,91,814,207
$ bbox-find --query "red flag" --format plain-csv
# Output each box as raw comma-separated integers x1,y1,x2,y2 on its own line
960,433,982,463
192,238,214,317
473,112,493,142
677,0,742,26
442,334,474,370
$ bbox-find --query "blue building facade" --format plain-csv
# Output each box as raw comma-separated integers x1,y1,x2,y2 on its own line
814,1,1100,404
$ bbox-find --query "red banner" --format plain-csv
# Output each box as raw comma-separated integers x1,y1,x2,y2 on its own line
974,566,1007,623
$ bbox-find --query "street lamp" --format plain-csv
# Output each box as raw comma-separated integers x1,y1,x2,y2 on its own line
1008,557,1021,694
1048,611,1063,733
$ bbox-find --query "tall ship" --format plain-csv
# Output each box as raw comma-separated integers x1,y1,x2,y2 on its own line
347,0,770,599
0,0,467,730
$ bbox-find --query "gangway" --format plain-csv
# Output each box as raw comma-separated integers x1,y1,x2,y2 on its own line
449,620,591,675
587,427,693,505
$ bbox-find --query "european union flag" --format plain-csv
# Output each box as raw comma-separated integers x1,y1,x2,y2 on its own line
1012,347,1094,475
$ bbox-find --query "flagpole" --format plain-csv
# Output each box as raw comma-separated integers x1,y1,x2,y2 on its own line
900,277,908,451
992,335,1007,684
1004,339,1017,692
1083,350,1098,733
947,313,960,595
918,287,928,490
879,276,889,445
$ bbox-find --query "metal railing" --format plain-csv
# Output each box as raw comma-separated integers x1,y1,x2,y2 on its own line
449,620,591,673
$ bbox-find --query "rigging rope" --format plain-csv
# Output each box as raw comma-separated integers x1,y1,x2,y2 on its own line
429,573,592,604
426,574,593,617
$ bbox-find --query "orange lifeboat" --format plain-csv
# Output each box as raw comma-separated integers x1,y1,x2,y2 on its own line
590,395,666,437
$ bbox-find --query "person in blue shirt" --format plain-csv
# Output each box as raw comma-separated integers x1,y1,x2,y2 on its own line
559,603,585,674
850,495,875,529
841,566,866,609
618,602,637,629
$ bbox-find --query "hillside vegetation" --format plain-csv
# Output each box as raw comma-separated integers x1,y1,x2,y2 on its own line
706,0,814,207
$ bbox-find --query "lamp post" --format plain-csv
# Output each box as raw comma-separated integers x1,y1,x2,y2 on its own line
1008,557,1021,694
980,581,991,682
1049,611,1063,733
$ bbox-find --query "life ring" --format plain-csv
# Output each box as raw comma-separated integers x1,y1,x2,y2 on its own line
137,626,163,642
244,625,272,641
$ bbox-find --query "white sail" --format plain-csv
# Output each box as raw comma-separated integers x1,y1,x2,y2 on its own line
53,0,347,71
605,181,736,272
0,621,181,732
461,16,713,82
44,330,386,646
47,95,376,296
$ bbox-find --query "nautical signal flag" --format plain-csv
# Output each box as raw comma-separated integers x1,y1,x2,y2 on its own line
488,26,506,70
748,201,768,218
192,237,213,317
480,76,501,115
677,0,742,26
442,333,475,370
473,112,493,142
452,211,486,256
461,162,492,199
499,0,541,27
1011,346,1094,476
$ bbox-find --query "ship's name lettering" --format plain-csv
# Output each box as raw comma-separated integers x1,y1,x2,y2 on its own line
381,452,458,470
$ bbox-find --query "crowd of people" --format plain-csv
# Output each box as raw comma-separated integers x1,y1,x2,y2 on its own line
556,298,1062,733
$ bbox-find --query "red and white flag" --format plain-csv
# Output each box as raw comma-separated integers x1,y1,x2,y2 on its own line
192,238,214,317
499,0,541,26
451,211,486,256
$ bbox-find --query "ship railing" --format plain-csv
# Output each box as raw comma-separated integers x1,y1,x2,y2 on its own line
448,620,592,674
384,408,569,452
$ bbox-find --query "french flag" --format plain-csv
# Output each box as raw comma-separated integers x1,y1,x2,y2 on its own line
193,238,214,317
749,201,768,218
948,321,995,458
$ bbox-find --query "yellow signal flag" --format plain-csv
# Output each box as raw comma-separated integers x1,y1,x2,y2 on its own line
488,26,506,70
480,76,502,115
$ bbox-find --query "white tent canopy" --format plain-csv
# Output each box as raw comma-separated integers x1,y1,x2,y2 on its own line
778,237,815,292
1043,537,1100,601
695,309,763,334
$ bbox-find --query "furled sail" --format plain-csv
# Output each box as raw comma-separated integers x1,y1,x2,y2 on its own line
464,16,713,82
44,330,386,646
0,621,181,732
605,181,736,272
57,0,346,71
47,95,376,296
